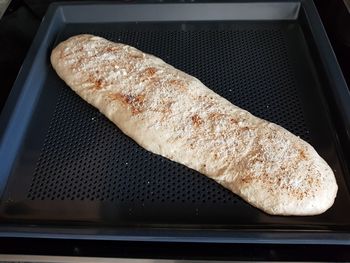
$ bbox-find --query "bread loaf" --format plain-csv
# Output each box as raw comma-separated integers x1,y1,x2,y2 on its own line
51,34,338,215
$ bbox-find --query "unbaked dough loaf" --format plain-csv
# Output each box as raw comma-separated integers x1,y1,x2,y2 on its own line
51,34,338,215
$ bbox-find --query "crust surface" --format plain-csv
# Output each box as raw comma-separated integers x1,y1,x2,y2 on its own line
51,34,338,215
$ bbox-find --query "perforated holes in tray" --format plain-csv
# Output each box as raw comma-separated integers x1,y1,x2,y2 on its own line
28,26,308,203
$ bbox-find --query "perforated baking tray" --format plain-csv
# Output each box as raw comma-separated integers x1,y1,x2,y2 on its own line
1,1,350,244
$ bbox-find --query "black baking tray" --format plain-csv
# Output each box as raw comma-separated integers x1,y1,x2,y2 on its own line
1,1,350,245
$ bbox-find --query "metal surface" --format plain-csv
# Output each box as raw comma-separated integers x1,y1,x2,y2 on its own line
0,255,320,263
0,2,350,244
0,255,238,262
60,2,300,22
0,0,11,19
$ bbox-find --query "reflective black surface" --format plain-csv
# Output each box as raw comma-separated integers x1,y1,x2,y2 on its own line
1,1,350,260
1,19,350,229
1,238,350,261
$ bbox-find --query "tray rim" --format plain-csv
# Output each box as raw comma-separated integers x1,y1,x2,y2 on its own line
0,0,350,244
1,225,350,245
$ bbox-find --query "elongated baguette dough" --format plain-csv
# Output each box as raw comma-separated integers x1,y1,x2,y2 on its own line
51,34,337,215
